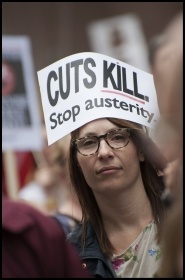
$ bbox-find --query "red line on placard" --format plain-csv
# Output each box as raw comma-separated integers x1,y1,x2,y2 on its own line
101,89,145,104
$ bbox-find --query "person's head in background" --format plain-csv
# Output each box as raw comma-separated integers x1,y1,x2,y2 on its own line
149,11,183,164
34,120,82,219
19,128,77,215
36,121,71,187
149,11,183,202
47,134,82,224
44,133,80,205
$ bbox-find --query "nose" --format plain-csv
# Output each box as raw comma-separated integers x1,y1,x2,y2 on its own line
97,138,114,158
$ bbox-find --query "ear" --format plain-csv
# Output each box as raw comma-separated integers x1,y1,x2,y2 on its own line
139,151,145,162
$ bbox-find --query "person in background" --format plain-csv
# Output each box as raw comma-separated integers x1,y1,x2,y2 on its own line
149,10,183,200
17,164,61,214
149,11,183,278
67,117,167,278
18,128,82,235
52,134,82,235
17,123,63,214
2,197,92,278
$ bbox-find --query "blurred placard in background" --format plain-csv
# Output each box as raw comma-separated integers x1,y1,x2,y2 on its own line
2,36,43,151
87,13,151,73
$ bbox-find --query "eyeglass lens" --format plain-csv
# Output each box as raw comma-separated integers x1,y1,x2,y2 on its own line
76,128,130,156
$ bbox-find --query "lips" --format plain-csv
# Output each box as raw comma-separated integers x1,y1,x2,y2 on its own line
96,166,121,174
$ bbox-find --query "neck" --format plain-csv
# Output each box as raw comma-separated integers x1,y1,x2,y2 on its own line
97,186,152,229
101,190,153,255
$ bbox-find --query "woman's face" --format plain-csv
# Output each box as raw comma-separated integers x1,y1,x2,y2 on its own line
76,118,144,195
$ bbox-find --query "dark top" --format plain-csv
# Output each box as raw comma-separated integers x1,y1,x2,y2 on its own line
68,222,117,278
54,212,80,235
2,197,92,278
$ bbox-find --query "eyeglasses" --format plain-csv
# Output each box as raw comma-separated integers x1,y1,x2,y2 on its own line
73,128,131,156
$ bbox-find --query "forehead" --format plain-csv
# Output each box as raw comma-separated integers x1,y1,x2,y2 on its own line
78,118,118,135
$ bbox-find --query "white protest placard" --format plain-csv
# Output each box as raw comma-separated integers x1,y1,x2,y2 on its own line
87,13,151,73
37,52,160,146
2,35,43,151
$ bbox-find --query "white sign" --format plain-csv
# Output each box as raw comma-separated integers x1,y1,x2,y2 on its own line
2,36,43,151
37,52,160,146
87,13,151,73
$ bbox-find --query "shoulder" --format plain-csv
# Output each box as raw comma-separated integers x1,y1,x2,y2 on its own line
2,197,62,238
67,222,98,254
54,212,80,235
68,222,96,241
2,198,92,278
2,198,66,268
68,222,83,243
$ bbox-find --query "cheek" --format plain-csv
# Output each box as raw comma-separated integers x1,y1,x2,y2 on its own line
123,142,142,170
77,156,95,184
77,155,97,188
126,140,139,158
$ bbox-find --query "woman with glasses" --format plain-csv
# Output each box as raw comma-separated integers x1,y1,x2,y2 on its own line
67,117,167,278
